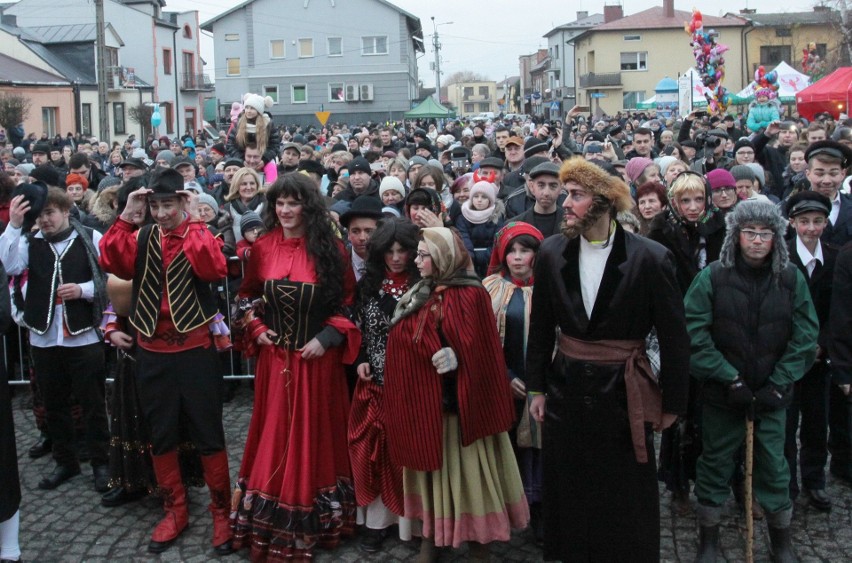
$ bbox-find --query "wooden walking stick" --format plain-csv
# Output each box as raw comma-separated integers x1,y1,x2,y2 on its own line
745,407,755,563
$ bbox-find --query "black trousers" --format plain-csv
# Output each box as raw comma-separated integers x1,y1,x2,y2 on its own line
828,381,852,480
32,343,109,467
784,361,830,494
135,345,225,455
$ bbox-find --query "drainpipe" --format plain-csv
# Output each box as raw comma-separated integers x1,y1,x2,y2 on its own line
743,24,756,91
173,27,180,137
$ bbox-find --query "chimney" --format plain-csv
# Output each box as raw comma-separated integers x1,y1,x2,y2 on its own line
663,0,674,18
576,11,588,20
740,8,757,14
604,4,624,23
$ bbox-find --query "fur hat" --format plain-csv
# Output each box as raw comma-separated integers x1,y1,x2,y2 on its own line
719,200,789,277
559,157,633,213
242,93,273,115
30,165,62,187
469,181,497,205
379,176,405,200
625,157,654,183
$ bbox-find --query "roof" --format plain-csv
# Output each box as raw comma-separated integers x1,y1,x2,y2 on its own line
200,0,423,50
531,56,551,73
544,13,604,38
734,10,837,27
22,23,124,46
0,52,69,85
591,7,745,31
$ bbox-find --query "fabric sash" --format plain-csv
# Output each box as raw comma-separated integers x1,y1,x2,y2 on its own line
557,333,662,463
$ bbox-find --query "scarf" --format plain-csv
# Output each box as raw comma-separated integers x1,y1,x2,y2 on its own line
230,194,264,215
42,225,74,244
381,269,409,300
391,227,480,325
460,199,496,225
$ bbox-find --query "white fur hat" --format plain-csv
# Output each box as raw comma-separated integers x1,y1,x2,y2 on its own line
242,93,273,115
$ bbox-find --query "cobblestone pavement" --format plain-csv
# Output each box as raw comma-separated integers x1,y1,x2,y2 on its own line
9,383,852,562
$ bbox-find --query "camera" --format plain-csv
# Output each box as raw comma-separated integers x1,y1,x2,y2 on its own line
696,133,721,150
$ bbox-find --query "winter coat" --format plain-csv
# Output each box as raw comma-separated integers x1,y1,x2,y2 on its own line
225,113,282,165
455,205,505,279
746,101,780,133
81,186,119,233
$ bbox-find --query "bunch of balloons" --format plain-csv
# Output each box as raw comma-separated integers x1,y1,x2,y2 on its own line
802,42,826,82
753,65,780,97
685,9,732,114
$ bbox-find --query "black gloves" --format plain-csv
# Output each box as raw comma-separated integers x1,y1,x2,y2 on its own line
726,377,754,407
754,383,793,410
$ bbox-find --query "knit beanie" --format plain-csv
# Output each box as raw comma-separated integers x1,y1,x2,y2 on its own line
654,156,678,178
242,93,272,115
625,157,654,183
733,139,754,156
240,210,263,237
65,173,89,191
744,163,766,188
706,168,736,190
729,165,756,183
156,149,175,164
97,176,122,192
408,156,428,168
197,193,219,213
469,181,497,205
382,206,401,218
379,176,405,200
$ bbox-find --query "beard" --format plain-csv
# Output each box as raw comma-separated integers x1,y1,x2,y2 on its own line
561,195,613,239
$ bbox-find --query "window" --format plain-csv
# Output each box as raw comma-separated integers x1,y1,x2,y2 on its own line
362,35,388,55
775,27,792,37
113,103,125,135
162,49,172,75
478,103,490,112
555,45,559,59
328,37,342,57
162,102,174,134
81,104,92,136
760,45,791,67
270,39,285,59
622,91,646,109
463,103,475,114
226,58,240,76
329,83,345,102
264,85,279,104
292,84,307,104
620,51,647,71
182,24,192,39
42,107,57,137
298,38,313,58
463,86,473,100
225,33,239,41
623,34,641,41
105,46,119,86
478,86,489,97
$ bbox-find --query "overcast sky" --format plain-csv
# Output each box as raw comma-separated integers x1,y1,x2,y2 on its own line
171,0,823,87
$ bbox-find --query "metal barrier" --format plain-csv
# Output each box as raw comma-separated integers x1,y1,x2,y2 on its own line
6,255,255,385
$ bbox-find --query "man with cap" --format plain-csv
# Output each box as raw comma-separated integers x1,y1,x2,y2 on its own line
503,135,526,174
335,157,380,202
415,140,433,160
119,156,148,180
279,142,301,174
686,200,818,562
478,157,508,199
782,191,837,512
206,143,226,178
0,185,110,493
30,142,51,167
501,137,547,197
170,156,203,194
99,168,233,555
339,196,383,281
527,157,690,562
802,140,852,247
509,161,565,237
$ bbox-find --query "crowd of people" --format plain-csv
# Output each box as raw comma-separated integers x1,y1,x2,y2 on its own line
1,96,852,563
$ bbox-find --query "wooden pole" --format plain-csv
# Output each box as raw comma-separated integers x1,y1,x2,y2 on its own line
745,416,755,563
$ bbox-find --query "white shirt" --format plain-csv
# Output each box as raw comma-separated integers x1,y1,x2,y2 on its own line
0,224,101,348
578,228,615,318
351,249,366,282
830,191,842,226
796,236,823,279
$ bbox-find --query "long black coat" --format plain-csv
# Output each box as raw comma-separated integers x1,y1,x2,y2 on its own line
788,238,837,349
0,261,18,521
526,224,690,562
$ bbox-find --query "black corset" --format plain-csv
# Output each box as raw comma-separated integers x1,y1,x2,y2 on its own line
262,279,332,350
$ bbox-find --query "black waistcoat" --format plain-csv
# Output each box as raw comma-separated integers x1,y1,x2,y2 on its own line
25,232,96,335
130,224,218,337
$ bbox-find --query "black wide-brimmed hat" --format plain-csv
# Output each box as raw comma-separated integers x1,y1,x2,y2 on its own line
339,195,383,228
147,168,185,200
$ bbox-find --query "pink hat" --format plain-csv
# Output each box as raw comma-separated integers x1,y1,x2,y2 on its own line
625,157,654,183
469,181,497,204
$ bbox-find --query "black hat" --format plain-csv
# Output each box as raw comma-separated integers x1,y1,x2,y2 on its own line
148,168,184,200
805,140,852,168
209,143,226,156
529,162,561,179
12,182,48,226
348,157,371,175
787,191,832,218
119,157,148,171
608,125,623,137
29,165,62,187
733,139,755,155
171,156,195,169
479,157,504,170
523,137,549,158
223,158,243,169
297,159,325,176
330,143,348,152
32,142,51,155
521,156,550,175
417,140,432,150
339,195,384,227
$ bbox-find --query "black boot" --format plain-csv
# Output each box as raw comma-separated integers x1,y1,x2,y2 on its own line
768,526,797,563
529,502,544,546
694,525,720,563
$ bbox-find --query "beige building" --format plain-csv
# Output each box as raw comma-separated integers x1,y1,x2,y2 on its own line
572,1,746,115
445,81,498,117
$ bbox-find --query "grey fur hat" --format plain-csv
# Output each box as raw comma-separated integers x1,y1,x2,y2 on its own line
719,200,788,277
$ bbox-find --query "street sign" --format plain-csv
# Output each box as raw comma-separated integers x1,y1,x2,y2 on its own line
550,101,560,111
315,111,331,126
532,91,542,100
590,93,607,98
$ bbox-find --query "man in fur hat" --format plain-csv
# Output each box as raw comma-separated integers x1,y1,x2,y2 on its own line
527,157,690,562
685,200,818,562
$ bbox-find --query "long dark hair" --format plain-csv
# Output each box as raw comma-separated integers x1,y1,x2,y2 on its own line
264,173,345,309
359,218,420,303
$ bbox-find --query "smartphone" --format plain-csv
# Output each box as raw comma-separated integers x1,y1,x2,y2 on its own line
575,105,591,113
694,111,708,118
369,162,385,171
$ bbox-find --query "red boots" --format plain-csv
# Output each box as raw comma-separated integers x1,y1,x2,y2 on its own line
148,451,189,553
201,450,234,555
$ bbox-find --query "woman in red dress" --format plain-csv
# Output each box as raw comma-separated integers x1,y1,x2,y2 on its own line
231,173,360,562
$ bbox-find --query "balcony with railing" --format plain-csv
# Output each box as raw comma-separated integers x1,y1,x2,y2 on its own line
181,73,214,92
579,72,622,89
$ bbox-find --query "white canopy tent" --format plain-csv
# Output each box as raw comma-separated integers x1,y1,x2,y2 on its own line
734,61,810,103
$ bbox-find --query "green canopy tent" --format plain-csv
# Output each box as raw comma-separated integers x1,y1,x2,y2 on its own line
404,96,456,119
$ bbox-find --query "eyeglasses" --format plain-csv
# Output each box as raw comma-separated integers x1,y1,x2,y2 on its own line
741,230,774,242
415,251,431,260
736,150,754,155
714,187,737,195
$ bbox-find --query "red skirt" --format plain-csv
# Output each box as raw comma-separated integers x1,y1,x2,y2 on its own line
347,378,404,515
231,345,355,561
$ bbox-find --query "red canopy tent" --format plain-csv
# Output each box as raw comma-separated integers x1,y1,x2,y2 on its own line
796,67,852,120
